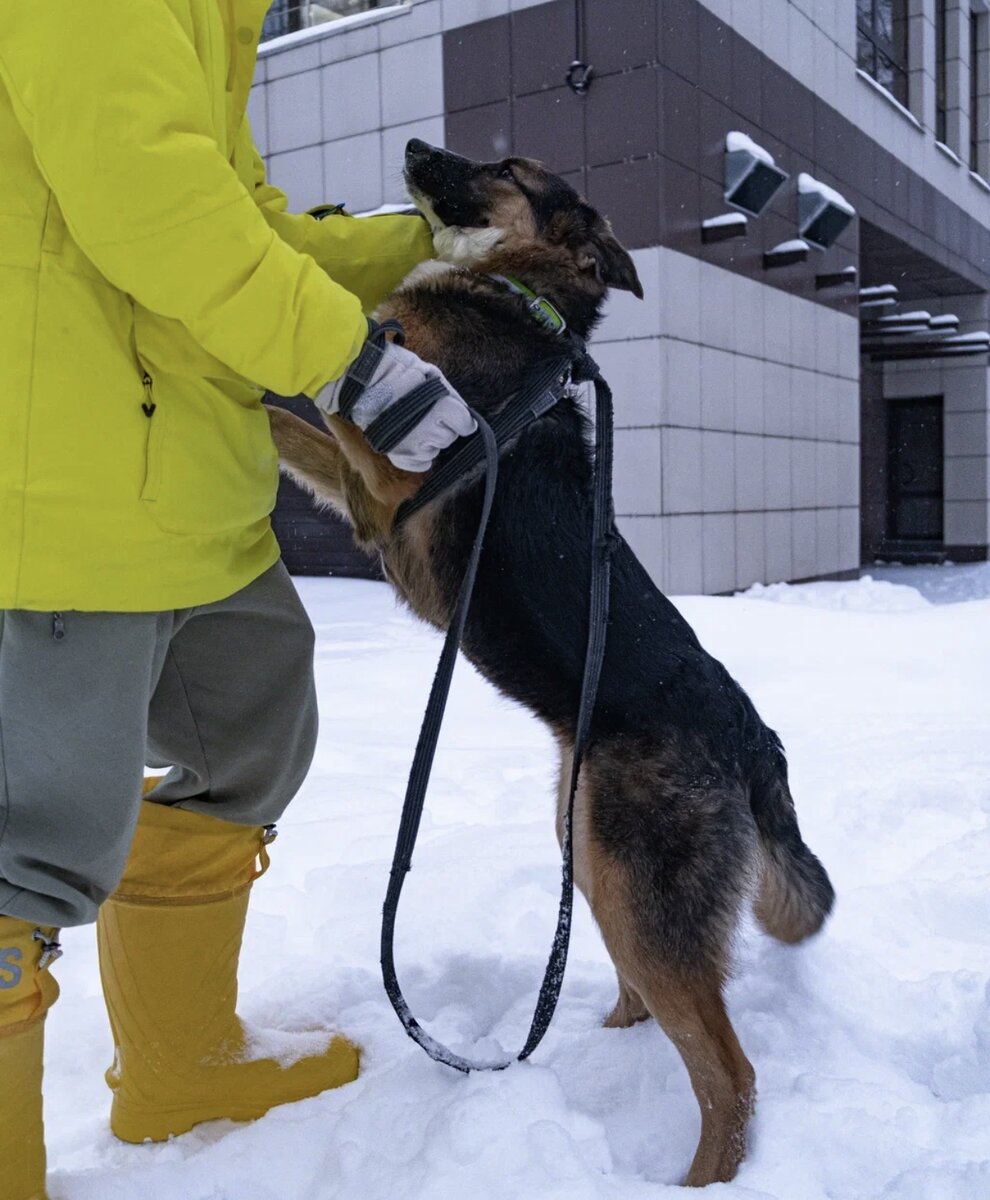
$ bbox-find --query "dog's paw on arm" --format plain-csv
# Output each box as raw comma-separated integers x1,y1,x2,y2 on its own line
264,403,346,511
265,402,326,446
264,402,420,541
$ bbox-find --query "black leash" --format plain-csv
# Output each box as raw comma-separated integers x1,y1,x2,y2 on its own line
380,339,616,1072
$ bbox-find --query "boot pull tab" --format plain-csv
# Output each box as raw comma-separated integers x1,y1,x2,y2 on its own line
254,825,279,880
33,929,63,971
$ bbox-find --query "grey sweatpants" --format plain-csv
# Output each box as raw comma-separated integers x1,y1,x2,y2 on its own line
0,563,318,928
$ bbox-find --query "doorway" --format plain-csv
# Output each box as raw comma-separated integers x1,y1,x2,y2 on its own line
886,397,944,545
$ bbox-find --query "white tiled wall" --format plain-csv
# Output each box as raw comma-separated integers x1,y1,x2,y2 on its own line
599,249,861,594
252,2,448,215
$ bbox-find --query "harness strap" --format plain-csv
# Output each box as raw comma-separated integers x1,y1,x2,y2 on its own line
396,354,574,524
380,346,616,1072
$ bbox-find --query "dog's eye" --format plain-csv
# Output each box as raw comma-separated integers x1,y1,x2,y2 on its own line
499,165,515,182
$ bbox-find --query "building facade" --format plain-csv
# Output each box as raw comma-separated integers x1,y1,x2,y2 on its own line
253,0,990,592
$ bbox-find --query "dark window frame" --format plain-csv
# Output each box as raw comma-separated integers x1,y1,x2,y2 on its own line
936,0,949,143
262,0,383,42
971,9,987,174
262,0,302,41
857,0,910,107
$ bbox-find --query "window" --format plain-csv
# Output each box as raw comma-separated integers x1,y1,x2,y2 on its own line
970,9,989,175
971,12,979,167
857,0,909,106
262,1,383,42
936,0,949,143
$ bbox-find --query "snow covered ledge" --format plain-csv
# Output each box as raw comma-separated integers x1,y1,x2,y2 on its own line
258,3,406,58
855,68,924,132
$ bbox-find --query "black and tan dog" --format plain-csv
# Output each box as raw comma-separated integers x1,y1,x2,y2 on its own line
268,140,834,1187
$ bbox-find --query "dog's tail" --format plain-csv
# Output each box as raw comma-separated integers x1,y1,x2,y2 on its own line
747,729,834,944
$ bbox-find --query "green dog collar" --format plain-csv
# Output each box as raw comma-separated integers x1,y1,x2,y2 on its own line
489,274,567,335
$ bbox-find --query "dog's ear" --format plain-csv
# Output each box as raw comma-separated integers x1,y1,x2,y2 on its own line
574,205,643,298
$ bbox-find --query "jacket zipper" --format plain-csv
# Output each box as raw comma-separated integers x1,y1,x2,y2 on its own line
225,0,237,92
141,373,156,418
140,371,164,502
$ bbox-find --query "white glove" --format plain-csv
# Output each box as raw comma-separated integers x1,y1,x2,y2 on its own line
317,321,476,473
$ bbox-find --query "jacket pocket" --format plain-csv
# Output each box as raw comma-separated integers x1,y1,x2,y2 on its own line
41,192,66,256
133,374,277,538
139,372,166,503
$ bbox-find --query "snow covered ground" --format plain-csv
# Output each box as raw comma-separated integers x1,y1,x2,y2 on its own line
46,574,990,1199
868,560,990,605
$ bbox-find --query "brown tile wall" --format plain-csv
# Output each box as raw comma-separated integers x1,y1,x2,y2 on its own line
442,0,990,314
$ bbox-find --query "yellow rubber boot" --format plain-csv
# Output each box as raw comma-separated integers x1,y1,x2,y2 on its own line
96,800,359,1143
0,916,61,1200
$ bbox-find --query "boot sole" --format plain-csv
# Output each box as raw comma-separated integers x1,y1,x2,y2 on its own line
111,1099,283,1143
110,1056,360,1143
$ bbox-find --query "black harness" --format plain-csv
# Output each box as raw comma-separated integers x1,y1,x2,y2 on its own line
379,294,617,1072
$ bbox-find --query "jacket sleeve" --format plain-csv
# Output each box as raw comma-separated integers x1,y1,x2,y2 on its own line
248,142,435,314
0,3,366,399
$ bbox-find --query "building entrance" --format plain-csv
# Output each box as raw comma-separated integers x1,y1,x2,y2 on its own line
886,397,944,546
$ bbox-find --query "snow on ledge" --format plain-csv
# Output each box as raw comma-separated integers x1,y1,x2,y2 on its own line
768,238,810,254
872,310,931,323
798,173,855,216
353,202,419,217
726,131,776,165
935,140,963,167
743,576,931,613
259,3,405,56
855,69,924,131
942,332,990,344
703,213,748,229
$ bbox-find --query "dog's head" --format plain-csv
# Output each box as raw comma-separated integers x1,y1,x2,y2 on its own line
403,139,643,301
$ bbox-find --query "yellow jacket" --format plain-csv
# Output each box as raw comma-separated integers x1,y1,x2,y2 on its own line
0,0,432,611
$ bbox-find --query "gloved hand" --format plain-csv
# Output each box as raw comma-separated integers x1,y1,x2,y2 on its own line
316,320,476,472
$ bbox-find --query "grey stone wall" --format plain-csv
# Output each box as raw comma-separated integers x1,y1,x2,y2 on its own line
595,248,860,593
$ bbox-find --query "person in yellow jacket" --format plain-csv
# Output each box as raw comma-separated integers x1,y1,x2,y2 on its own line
0,4,476,1197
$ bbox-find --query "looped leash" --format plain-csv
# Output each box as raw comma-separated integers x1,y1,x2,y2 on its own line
380,334,617,1072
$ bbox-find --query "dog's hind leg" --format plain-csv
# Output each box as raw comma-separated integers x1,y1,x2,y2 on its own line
585,832,755,1188
603,973,650,1028
635,966,755,1187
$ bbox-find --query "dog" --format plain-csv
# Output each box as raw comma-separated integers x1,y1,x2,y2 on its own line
267,139,834,1187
